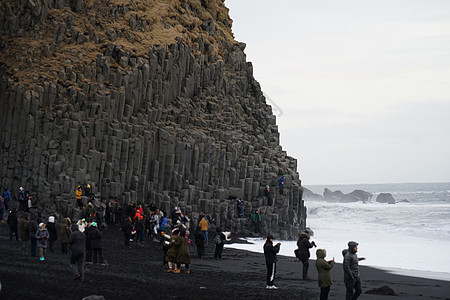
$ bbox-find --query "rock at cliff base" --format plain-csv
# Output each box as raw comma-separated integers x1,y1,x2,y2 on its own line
365,285,397,296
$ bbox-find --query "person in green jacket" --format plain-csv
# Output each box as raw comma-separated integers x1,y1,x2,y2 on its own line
251,209,262,233
315,248,335,300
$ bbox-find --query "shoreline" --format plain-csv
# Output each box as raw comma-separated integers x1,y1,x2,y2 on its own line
1,224,450,299
226,237,450,282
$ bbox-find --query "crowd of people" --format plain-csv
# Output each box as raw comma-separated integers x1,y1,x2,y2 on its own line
2,183,365,299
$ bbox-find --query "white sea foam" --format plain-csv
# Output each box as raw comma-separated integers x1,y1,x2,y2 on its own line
227,183,450,281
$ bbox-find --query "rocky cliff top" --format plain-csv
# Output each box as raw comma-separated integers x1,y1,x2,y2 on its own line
1,0,235,86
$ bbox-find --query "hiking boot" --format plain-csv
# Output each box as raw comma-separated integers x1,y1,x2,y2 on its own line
172,269,180,273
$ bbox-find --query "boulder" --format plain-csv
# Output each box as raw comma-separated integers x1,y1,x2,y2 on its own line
348,190,373,202
365,285,397,296
376,193,396,204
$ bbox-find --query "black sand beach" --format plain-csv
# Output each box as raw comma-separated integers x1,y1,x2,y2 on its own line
1,223,449,300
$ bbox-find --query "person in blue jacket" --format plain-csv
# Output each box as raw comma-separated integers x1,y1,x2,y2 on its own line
2,187,12,209
278,175,286,195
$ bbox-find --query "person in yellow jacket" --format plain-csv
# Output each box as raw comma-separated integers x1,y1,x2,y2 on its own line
199,216,209,244
76,185,83,209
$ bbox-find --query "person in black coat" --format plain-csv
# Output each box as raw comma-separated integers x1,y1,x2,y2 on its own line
194,226,205,258
84,223,94,263
214,227,227,260
69,225,86,281
264,235,281,289
47,216,58,253
7,208,19,241
122,217,133,247
28,213,39,256
297,230,316,280
88,222,104,265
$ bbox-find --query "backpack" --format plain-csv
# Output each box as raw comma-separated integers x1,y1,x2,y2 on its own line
214,234,222,245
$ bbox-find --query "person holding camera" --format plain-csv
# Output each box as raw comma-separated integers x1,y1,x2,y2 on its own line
264,235,281,289
297,229,316,280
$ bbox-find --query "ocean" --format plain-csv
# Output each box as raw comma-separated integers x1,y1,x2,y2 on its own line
227,182,450,281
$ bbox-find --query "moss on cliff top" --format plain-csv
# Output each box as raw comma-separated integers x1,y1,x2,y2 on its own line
0,0,237,85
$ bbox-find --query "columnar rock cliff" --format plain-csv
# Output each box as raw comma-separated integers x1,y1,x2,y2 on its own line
0,0,306,238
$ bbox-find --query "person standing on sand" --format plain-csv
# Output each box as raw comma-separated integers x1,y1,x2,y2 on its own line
88,222,104,265
297,230,316,280
29,213,39,257
264,235,281,290
47,216,58,253
35,222,50,261
7,207,19,240
122,216,133,247
176,228,191,273
165,228,181,273
316,248,335,300
213,227,227,260
199,216,209,245
343,241,366,300
194,225,205,258
60,217,72,254
69,225,86,281
19,212,30,255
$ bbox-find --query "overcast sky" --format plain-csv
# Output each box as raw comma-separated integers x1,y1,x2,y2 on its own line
226,0,450,185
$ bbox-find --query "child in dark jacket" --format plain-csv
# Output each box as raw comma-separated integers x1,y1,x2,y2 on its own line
315,248,335,300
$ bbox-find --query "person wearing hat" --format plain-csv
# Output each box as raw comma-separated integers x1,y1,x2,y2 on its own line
88,222,104,265
297,230,316,280
264,235,281,289
47,216,58,253
35,222,50,261
84,184,94,201
342,241,366,300
316,248,335,300
17,187,26,211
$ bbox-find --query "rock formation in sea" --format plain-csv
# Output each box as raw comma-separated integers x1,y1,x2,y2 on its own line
376,193,396,204
303,187,373,203
0,0,305,239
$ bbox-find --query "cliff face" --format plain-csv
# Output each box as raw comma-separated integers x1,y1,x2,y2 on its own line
0,0,306,238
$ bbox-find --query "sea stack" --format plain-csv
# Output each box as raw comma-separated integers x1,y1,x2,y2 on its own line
0,0,306,239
